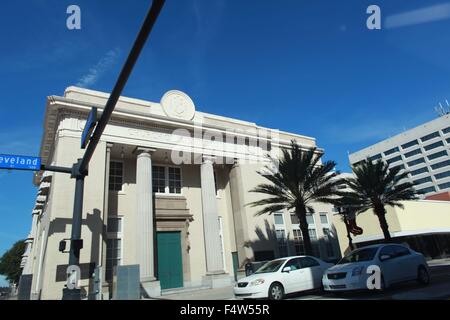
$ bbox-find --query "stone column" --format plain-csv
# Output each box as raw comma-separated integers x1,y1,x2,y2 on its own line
200,156,225,274
135,147,156,283
26,212,39,273
229,160,252,267
21,237,34,275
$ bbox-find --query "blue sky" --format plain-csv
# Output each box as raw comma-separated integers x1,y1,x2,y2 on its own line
1,0,450,286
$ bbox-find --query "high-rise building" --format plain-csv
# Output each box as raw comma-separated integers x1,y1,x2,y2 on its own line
349,114,450,197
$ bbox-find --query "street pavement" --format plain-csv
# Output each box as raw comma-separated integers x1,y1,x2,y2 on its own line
156,286,235,300
288,262,450,300
160,261,450,300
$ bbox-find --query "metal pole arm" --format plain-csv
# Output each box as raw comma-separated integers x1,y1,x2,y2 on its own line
61,0,166,300
79,0,166,174
40,164,73,174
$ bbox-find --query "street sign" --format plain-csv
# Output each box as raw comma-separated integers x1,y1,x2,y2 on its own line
0,154,41,171
81,107,98,149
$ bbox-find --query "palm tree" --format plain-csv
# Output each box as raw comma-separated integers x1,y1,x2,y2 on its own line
340,211,355,252
332,197,359,252
342,159,419,242
247,140,343,256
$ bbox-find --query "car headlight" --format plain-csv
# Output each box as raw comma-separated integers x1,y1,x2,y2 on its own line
250,278,266,286
352,266,364,276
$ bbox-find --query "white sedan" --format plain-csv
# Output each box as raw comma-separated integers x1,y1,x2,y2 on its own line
234,256,333,300
322,244,430,292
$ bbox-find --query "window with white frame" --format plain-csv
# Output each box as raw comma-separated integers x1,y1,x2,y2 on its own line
274,213,288,257
319,213,329,225
290,214,299,225
307,214,320,257
109,161,123,191
106,239,121,281
322,228,334,257
309,228,320,257
276,230,288,257
291,214,311,255
106,216,123,281
306,214,315,226
293,229,305,255
152,166,182,194
107,216,122,233
274,213,284,225
289,213,320,256
320,212,335,258
152,166,166,193
168,167,181,194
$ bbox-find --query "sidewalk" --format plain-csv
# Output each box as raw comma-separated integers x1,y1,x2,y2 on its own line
155,285,235,300
428,258,450,267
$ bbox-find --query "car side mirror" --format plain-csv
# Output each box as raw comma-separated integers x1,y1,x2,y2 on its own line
380,254,391,261
282,266,291,273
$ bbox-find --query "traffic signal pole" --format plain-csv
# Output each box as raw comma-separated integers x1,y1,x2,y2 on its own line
61,0,166,300
61,160,85,299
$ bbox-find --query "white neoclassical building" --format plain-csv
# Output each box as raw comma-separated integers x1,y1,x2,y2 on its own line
20,87,341,299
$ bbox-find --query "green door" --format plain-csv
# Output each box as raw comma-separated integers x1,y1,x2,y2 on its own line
157,231,183,290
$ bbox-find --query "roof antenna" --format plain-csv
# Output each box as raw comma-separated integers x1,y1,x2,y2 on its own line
435,102,447,117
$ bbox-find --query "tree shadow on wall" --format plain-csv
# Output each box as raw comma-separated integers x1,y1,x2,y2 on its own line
243,219,293,263
243,219,327,265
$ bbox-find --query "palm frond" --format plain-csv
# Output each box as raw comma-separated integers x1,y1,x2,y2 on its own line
248,139,339,218
345,159,419,212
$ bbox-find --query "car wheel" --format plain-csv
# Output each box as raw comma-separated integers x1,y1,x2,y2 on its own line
417,266,430,285
268,283,284,300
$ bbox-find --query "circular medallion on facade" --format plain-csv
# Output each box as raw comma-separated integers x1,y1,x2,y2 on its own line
161,90,196,121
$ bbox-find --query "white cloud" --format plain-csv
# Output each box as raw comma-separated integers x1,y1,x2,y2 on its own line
385,3,450,29
76,48,121,88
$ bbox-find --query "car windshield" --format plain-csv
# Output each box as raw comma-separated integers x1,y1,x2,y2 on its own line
337,247,378,264
254,259,286,274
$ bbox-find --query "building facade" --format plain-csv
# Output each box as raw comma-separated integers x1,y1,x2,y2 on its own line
20,87,341,300
349,114,450,197
332,200,450,259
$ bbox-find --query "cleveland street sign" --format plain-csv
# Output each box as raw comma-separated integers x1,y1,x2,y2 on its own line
0,154,41,171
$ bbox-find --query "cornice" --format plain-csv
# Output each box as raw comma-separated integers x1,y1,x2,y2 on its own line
38,94,322,170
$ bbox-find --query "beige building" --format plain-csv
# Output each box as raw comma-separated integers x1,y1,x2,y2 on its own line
332,199,450,259
20,87,341,300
